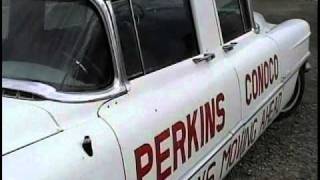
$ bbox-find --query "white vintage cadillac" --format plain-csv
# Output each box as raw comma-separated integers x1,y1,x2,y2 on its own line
2,0,311,179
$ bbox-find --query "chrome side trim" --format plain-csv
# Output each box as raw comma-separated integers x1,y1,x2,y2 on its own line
291,32,311,49
128,0,146,74
105,0,130,88
3,130,63,156
2,0,127,103
2,78,127,103
282,52,311,83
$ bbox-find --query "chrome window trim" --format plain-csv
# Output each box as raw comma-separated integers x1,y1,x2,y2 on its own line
127,0,147,75
104,0,130,88
2,0,128,103
216,0,258,45
238,0,251,32
246,0,260,33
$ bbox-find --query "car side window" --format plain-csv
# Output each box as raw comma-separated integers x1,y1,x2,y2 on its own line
239,0,252,33
2,0,9,39
3,0,115,92
216,0,252,43
131,0,199,74
112,0,144,79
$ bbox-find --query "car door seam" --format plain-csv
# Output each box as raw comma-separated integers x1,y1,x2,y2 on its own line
185,60,310,178
97,115,127,180
232,67,244,121
185,85,284,179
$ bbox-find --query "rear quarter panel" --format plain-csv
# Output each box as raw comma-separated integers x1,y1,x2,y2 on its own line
263,19,311,107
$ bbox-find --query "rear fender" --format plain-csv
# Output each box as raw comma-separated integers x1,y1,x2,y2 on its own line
265,19,311,109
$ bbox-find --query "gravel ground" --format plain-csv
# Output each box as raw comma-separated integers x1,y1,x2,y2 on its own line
225,0,318,179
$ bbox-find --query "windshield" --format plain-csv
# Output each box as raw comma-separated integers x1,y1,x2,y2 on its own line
2,0,114,92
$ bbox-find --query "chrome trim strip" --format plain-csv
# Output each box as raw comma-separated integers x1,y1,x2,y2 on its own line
3,130,63,156
238,0,249,32
184,52,310,179
211,0,224,45
247,0,259,33
128,0,147,74
2,78,127,103
291,32,311,49
2,0,127,103
105,0,130,88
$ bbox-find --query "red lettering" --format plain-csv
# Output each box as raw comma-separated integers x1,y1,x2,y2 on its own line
135,144,153,180
269,58,274,84
252,70,258,99
216,93,225,132
172,121,186,171
187,110,199,158
274,55,279,80
135,92,229,177
264,61,269,89
245,55,279,106
205,102,215,143
200,106,205,147
257,64,264,96
155,129,171,180
245,74,252,105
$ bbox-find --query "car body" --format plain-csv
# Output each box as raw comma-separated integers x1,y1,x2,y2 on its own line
2,0,311,179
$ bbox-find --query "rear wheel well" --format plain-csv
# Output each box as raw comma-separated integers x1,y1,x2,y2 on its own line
279,67,306,118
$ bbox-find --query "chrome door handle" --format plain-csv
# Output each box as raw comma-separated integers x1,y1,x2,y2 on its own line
193,53,215,64
223,42,238,53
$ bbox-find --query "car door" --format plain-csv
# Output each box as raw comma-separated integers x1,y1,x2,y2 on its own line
214,0,282,128
98,0,242,179
205,0,283,178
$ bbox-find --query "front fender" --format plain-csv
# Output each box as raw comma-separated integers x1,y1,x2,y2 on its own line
3,119,125,180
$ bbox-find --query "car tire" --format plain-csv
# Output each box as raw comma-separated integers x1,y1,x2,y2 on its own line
279,69,305,118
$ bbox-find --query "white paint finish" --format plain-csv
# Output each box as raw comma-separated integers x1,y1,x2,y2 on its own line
253,12,276,33
2,1,312,180
98,54,241,179
264,19,311,107
266,19,311,51
3,119,125,180
225,34,280,123
2,97,61,155
22,99,105,129
266,19,310,74
265,19,310,76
